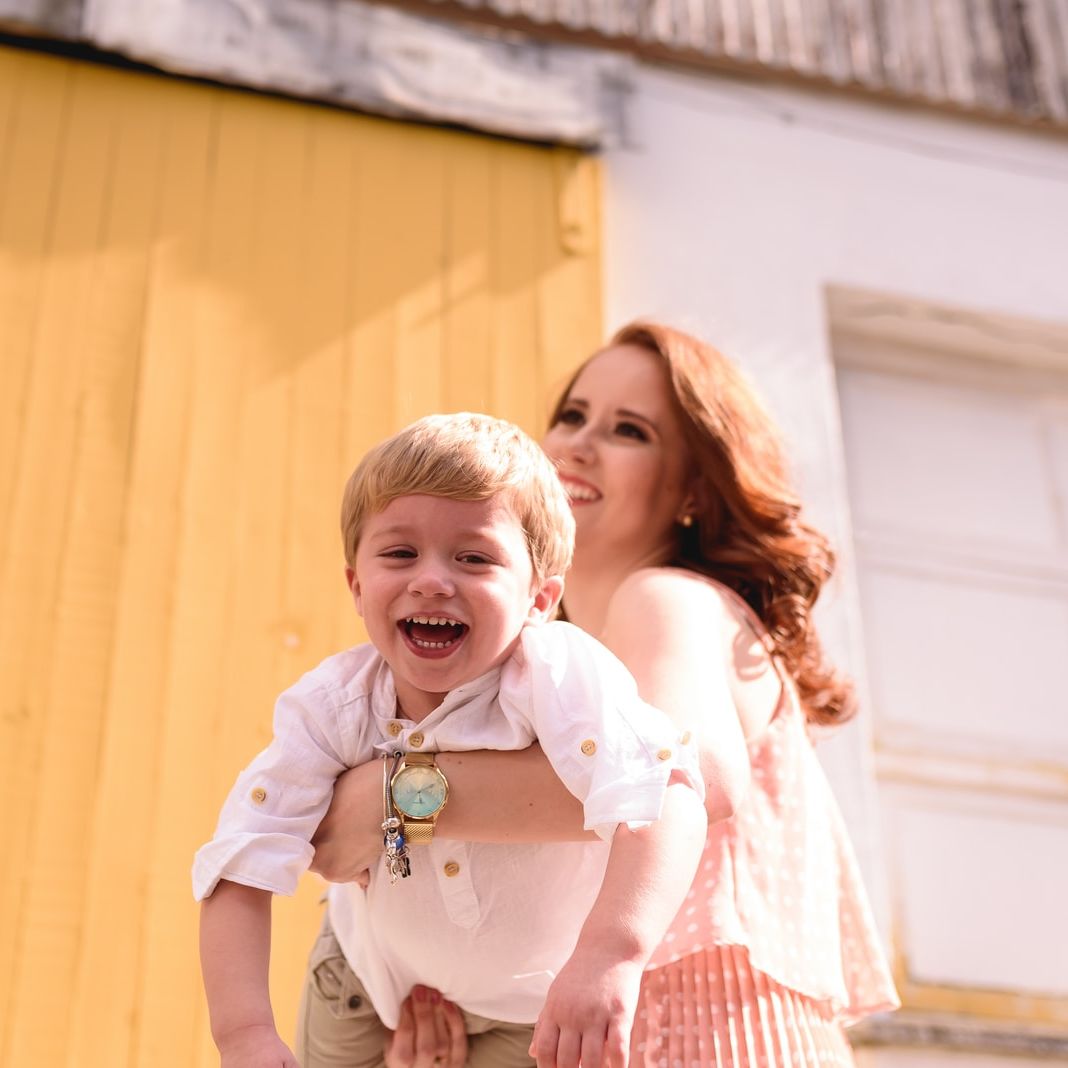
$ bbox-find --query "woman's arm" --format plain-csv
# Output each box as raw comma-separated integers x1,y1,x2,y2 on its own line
311,567,749,882
598,568,752,822
309,744,593,882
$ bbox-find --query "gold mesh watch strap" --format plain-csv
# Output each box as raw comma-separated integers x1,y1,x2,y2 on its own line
403,819,436,845
403,752,436,767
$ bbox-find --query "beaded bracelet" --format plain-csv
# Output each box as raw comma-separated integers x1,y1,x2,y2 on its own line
382,751,411,883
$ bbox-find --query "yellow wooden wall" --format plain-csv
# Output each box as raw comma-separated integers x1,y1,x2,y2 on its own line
0,45,602,1067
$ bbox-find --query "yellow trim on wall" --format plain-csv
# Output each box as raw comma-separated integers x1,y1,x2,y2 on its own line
892,939,1068,1031
0,45,601,1067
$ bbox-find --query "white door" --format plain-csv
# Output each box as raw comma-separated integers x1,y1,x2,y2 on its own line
832,290,1068,1053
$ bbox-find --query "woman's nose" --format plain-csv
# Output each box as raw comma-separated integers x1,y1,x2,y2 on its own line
562,426,594,465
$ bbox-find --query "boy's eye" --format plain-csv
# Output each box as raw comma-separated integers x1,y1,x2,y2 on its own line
555,406,584,427
380,548,416,559
615,420,648,442
458,553,492,565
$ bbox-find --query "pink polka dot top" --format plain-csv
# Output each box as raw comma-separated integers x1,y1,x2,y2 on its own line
646,597,900,1024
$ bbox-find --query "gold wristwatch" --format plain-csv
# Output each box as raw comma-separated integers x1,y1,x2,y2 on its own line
390,752,449,845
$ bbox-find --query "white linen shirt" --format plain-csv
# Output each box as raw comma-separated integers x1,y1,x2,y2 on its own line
193,621,701,1027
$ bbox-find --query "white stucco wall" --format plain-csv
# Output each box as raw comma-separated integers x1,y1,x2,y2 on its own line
600,64,1068,952
603,65,1068,541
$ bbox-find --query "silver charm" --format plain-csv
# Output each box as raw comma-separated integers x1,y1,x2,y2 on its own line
382,752,411,882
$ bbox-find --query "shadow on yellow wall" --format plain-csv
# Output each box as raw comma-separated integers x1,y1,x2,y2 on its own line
0,44,601,1068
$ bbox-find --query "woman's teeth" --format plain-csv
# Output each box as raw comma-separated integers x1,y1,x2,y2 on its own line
565,483,599,501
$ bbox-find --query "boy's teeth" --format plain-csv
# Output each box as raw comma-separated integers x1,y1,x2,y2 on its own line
406,615,458,626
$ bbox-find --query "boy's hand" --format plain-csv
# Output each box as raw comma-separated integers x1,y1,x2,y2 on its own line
530,952,642,1068
217,1023,300,1067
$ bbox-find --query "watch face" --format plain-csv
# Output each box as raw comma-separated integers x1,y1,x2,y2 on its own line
392,765,447,819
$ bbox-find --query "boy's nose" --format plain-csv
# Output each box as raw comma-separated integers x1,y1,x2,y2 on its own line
408,564,454,597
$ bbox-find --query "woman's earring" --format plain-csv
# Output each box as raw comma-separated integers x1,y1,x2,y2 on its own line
680,514,694,528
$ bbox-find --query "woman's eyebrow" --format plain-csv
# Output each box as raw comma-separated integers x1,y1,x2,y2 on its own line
617,407,658,430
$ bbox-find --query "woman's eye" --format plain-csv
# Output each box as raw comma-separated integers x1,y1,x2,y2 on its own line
615,421,648,441
555,407,584,427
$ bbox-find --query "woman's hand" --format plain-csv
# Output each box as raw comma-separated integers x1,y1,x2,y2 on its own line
310,758,384,882
386,986,467,1068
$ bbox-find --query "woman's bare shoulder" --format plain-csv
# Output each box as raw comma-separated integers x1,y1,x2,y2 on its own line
608,566,741,624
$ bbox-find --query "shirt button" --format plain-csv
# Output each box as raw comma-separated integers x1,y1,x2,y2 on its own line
388,722,403,737
409,732,425,748
250,787,267,804
657,749,672,761
443,861,461,877
580,739,596,756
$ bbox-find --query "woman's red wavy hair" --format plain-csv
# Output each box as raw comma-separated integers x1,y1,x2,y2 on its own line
554,321,856,726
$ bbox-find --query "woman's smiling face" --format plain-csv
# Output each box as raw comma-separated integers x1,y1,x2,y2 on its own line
542,344,694,570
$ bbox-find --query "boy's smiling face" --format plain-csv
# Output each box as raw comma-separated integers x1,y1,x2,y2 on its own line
348,493,563,721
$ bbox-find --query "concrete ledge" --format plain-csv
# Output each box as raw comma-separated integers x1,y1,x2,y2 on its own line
1,0,628,145
853,1011,1068,1059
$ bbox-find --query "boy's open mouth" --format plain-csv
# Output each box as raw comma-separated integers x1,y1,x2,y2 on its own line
400,615,469,650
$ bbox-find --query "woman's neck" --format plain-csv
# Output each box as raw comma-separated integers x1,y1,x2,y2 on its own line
564,541,676,637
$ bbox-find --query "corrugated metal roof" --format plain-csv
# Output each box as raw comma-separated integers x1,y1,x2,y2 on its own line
389,0,1068,128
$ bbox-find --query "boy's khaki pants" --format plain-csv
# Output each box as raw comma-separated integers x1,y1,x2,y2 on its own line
295,913,536,1068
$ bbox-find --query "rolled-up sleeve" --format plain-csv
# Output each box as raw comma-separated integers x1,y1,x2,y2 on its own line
192,677,352,901
499,623,704,841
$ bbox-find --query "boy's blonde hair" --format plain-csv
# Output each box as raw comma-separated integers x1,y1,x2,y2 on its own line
341,412,574,582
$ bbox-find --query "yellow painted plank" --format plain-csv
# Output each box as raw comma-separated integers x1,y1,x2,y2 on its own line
390,127,446,428
219,96,315,1035
537,149,603,412
335,116,393,644
442,137,495,414
133,87,269,1068
489,142,547,433
2,69,140,1068
0,52,71,567
219,91,305,758
0,52,73,1052
278,103,354,689
0,48,20,156
64,77,212,1068
353,119,445,431
270,105,356,1039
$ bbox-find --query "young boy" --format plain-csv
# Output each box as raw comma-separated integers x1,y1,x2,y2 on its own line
194,413,706,1068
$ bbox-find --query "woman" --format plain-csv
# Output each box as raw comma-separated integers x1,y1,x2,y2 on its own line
306,322,899,1068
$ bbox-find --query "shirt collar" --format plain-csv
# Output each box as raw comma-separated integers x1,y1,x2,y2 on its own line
371,651,503,727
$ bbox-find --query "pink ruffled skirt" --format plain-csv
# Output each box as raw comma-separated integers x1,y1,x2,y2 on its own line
632,946,856,1068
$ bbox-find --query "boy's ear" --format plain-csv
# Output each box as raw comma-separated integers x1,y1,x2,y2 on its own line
528,574,565,623
345,566,364,617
